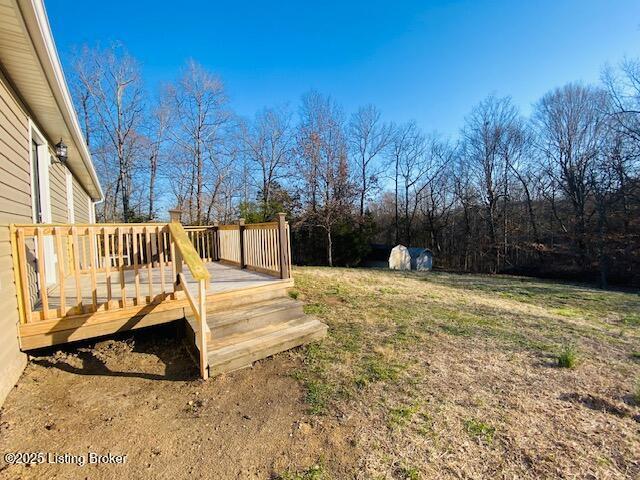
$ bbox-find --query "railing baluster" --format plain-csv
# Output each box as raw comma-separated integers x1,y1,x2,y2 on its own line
16,228,32,323
157,226,166,298
286,223,292,277
254,229,259,268
118,227,126,308
35,227,50,320
104,227,112,309
145,226,153,302
198,279,208,380
54,227,66,317
170,230,177,297
88,227,98,311
82,234,88,272
70,227,83,313
260,229,265,269
132,227,142,305
277,213,290,279
97,230,103,268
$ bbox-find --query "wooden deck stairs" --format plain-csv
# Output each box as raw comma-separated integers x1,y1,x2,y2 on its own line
186,289,327,376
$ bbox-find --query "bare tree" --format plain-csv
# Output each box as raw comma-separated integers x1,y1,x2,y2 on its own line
164,60,229,224
460,95,522,271
533,83,609,260
145,102,169,220
240,106,294,220
73,44,145,222
602,58,640,142
295,91,353,266
388,121,424,244
348,105,393,218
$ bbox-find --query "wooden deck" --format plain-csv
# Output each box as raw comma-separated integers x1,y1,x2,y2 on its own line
38,262,280,312
19,263,294,351
9,217,327,381
11,217,295,369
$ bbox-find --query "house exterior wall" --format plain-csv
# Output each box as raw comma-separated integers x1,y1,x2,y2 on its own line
72,176,91,223
0,71,95,406
0,72,30,405
50,162,68,223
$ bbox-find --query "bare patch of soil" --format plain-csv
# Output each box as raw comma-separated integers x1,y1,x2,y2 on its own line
0,324,359,479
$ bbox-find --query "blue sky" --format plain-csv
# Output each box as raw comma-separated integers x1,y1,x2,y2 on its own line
47,0,640,137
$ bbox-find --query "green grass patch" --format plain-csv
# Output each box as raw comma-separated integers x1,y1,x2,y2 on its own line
303,378,333,415
332,323,363,353
391,323,421,345
355,356,404,388
387,403,420,428
397,465,420,480
439,323,473,337
464,418,496,444
557,344,579,368
553,307,583,318
288,290,300,300
304,303,329,315
277,464,326,480
622,312,640,327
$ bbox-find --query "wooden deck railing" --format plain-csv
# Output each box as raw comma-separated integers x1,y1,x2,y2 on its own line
185,213,292,279
184,226,217,262
9,213,291,329
10,222,178,324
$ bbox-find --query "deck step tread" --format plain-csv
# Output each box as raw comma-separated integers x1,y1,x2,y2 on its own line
207,317,327,370
203,297,304,328
209,316,311,350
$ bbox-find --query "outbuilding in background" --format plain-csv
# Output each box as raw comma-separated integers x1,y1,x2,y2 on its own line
388,245,411,270
415,249,433,271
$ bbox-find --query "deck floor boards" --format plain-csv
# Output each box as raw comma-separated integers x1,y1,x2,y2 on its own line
38,262,279,311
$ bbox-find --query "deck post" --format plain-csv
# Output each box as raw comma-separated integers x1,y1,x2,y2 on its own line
212,221,219,261
238,218,246,269
277,213,290,279
198,279,208,380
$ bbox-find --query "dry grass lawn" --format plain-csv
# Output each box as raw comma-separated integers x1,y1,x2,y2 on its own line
1,266,639,479
290,267,640,479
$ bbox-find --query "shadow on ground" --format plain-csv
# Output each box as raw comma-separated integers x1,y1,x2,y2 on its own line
29,322,197,381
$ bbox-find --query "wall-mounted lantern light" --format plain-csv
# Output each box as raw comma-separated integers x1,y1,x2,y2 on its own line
54,138,68,163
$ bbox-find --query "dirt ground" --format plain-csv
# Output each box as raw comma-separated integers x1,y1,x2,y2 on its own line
1,267,639,479
0,325,358,479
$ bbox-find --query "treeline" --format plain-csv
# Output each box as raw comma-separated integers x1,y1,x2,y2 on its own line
70,45,640,286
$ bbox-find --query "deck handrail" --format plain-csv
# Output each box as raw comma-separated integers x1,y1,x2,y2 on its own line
167,223,210,282
168,216,209,379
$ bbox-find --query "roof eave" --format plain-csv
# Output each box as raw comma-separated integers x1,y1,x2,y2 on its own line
18,0,104,202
